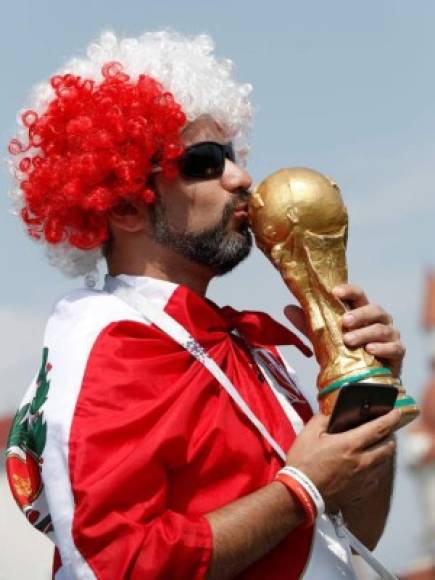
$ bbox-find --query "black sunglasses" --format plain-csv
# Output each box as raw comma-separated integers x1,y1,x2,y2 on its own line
178,141,236,179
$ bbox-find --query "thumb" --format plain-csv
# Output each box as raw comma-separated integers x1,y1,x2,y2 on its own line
284,304,309,338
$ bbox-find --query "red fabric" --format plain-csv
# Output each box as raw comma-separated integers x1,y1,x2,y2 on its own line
68,285,314,579
219,305,312,356
52,548,62,579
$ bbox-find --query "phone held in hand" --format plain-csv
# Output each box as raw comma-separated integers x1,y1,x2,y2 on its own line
327,383,398,434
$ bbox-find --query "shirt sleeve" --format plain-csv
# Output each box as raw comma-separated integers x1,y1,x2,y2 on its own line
66,320,213,579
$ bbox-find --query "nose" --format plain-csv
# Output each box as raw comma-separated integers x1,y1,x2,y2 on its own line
220,159,252,194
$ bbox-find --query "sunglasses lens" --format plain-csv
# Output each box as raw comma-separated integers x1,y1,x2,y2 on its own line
179,142,228,179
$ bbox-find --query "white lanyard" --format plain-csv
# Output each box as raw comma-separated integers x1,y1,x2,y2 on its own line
104,276,396,580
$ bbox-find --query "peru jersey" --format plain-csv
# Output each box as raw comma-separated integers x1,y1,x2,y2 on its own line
6,274,355,579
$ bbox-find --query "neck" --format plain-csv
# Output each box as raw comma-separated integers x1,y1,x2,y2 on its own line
107,238,213,296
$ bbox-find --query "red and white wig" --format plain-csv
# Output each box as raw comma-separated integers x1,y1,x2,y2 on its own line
9,31,252,280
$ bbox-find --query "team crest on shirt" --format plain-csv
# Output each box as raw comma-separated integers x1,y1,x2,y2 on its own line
5,347,53,534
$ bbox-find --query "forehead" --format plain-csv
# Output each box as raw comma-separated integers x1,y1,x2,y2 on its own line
181,115,227,146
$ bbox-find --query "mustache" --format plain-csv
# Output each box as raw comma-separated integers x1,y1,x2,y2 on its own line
235,189,251,203
230,189,251,211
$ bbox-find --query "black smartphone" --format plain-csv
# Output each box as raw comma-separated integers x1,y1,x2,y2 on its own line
327,382,398,434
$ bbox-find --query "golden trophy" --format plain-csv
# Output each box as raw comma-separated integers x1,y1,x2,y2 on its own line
249,167,418,430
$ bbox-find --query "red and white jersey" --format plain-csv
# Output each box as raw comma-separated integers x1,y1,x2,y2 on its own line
6,274,356,579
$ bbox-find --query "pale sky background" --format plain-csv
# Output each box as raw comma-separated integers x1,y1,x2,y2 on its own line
1,0,435,576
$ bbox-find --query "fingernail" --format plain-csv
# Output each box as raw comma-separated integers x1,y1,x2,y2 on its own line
343,313,354,326
334,286,346,297
366,344,376,353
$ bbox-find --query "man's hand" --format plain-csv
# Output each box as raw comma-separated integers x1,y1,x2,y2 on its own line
286,410,399,550
333,283,405,378
284,282,405,378
285,410,400,504
205,411,400,579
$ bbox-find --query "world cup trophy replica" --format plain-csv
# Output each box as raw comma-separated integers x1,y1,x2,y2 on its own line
249,167,418,430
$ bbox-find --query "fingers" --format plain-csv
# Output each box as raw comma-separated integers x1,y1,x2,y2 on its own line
359,437,396,470
364,339,405,361
284,304,309,337
343,321,399,349
341,303,392,331
341,317,404,374
346,409,402,449
365,434,396,452
333,284,369,309
335,285,405,376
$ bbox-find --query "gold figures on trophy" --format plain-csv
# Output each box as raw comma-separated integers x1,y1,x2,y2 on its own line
249,167,418,428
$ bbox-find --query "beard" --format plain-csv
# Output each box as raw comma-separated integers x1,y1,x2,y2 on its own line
149,194,252,275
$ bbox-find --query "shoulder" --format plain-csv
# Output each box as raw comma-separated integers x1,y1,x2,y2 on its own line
42,288,180,404
43,287,157,352
39,289,172,445
47,288,145,335
41,289,154,407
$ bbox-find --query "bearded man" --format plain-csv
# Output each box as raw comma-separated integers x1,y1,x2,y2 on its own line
6,31,403,579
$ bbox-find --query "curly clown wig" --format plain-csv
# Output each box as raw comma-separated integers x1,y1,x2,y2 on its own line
9,31,253,280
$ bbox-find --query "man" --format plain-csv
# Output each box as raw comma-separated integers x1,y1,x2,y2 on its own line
6,31,403,579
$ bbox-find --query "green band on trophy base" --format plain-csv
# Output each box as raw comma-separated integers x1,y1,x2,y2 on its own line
318,367,392,399
395,396,417,409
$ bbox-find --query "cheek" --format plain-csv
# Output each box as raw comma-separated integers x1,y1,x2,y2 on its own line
158,176,230,232
155,175,192,228
185,187,231,231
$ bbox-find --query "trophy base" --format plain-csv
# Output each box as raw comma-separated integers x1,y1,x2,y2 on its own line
326,382,399,434
319,367,419,432
394,392,419,429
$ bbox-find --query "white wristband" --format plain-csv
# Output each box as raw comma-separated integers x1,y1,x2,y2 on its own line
278,466,325,517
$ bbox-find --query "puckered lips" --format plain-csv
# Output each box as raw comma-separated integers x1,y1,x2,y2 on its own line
233,202,249,220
